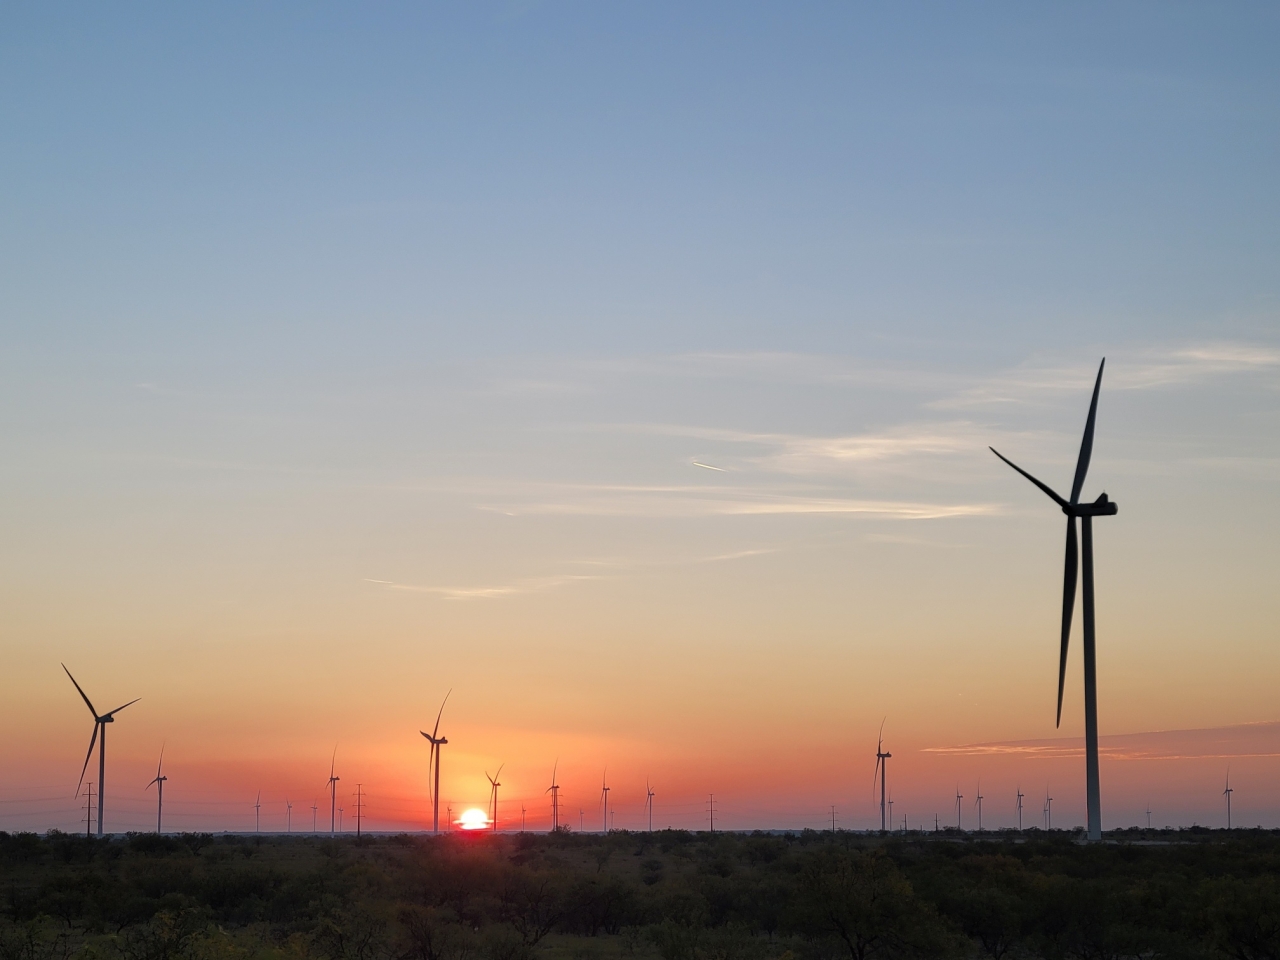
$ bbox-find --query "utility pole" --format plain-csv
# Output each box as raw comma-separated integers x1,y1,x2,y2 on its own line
355,785,364,838
934,812,939,833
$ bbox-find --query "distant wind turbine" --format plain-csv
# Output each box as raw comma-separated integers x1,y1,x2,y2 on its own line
1146,803,1152,830
600,771,610,833
311,800,318,833
546,761,560,832
1224,769,1234,830
286,798,293,833
146,746,167,834
1045,789,1053,830
1016,787,1024,832
975,781,984,831
872,720,891,832
990,358,1117,841
255,790,262,833
955,787,963,830
420,691,451,833
644,779,655,832
63,664,139,837
887,792,894,831
327,751,340,835
486,764,504,833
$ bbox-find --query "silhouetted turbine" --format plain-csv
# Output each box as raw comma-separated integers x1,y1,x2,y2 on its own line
991,358,1117,841
63,664,139,837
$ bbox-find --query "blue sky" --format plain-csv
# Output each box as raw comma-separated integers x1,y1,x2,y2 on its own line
2,3,1279,832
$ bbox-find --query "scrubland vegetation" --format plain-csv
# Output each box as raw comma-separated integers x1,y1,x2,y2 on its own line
3,828,1279,960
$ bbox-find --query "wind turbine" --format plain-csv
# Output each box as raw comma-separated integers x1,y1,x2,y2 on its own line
255,790,262,833
486,764,504,833
872,720,890,832
1224,770,1233,830
146,746,167,834
1045,789,1053,830
975,781,984,831
955,787,963,830
286,798,292,833
887,792,894,831
327,751,340,835
63,665,139,837
311,800,318,833
1016,787,1024,832
600,771,610,833
419,691,451,833
990,358,1117,841
1146,803,1152,830
546,761,560,832
644,779,655,832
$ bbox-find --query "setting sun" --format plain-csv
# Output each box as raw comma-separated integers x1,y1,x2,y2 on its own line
457,808,489,831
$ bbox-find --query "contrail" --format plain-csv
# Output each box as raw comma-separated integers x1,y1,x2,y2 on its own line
691,460,725,471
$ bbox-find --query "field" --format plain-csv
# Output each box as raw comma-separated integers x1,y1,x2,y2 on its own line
2,829,1279,960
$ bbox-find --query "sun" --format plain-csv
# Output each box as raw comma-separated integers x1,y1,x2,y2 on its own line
458,808,489,831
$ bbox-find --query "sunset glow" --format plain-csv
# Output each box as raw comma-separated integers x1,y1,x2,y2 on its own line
1,4,1278,838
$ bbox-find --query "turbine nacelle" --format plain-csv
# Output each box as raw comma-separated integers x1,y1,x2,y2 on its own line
1063,493,1118,518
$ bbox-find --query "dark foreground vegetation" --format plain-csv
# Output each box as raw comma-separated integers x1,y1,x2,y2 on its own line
3,828,1280,960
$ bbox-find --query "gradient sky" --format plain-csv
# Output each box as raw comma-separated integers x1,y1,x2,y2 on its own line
2,2,1278,835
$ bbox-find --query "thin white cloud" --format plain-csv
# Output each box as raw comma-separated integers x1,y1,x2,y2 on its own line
371,574,604,601
924,720,1280,761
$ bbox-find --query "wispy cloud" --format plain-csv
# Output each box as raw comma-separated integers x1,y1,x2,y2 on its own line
366,573,604,601
924,721,1280,762
936,342,1280,408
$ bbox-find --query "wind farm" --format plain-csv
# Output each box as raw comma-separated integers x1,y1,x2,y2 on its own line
3,2,1279,955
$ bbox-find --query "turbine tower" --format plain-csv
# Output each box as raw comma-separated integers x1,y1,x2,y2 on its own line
146,746,167,834
486,764,504,833
1224,770,1233,830
872,720,890,832
600,771,610,833
311,800,318,833
63,665,139,837
327,751,340,835
419,691,451,833
546,761,560,832
975,781,984,831
955,787,963,830
1016,787,1024,832
286,798,293,833
644,779,655,832
1045,789,1053,830
991,358,1117,841
255,790,262,833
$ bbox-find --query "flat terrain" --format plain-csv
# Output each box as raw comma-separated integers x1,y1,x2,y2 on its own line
2,828,1279,959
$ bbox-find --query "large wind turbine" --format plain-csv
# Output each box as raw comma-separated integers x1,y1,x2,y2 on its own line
644,779,655,832
990,358,1117,841
146,746,167,834
1016,787,1024,832
955,787,963,830
546,761,560,832
486,764,504,833
872,721,890,833
420,691,451,833
975,781,984,831
1224,770,1233,830
63,665,139,837
255,790,262,833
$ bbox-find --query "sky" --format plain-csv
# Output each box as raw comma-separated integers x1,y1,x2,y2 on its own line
1,2,1278,835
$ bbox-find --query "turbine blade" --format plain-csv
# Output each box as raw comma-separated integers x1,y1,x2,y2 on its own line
62,664,98,718
77,723,99,794
989,448,1068,508
1057,517,1078,727
494,763,504,779
1070,359,1105,505
104,697,140,718
431,689,451,740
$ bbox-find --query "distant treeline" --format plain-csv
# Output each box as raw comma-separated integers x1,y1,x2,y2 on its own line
2,828,1279,960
